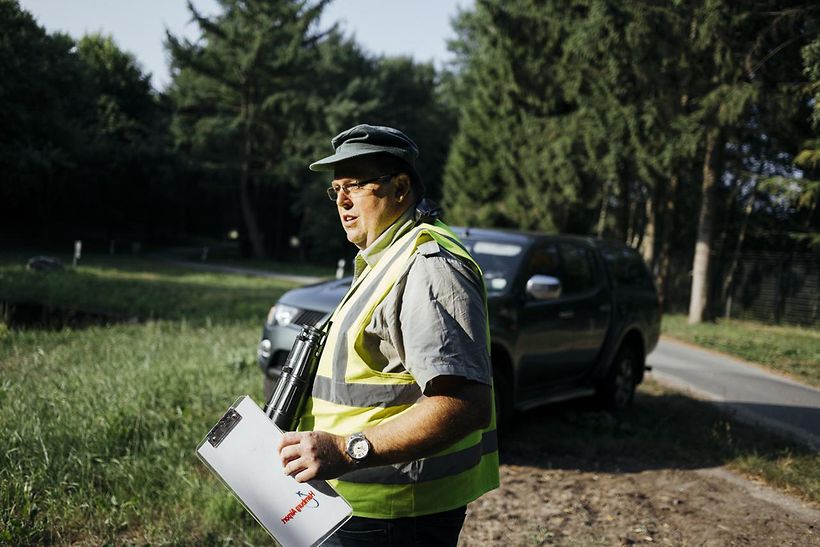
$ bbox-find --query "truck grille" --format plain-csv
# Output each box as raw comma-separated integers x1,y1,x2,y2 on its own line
293,309,326,326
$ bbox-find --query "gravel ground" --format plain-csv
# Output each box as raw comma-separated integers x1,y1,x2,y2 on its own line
458,386,819,546
461,465,817,546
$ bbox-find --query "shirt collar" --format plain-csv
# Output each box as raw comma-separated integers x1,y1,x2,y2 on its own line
353,208,415,280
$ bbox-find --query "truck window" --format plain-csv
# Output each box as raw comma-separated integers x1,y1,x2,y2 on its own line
600,246,654,289
558,243,596,295
465,239,524,293
525,243,561,280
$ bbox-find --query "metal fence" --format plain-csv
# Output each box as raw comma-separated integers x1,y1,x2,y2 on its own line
663,251,819,326
723,251,819,325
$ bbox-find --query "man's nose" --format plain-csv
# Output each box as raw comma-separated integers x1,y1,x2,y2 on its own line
336,189,352,206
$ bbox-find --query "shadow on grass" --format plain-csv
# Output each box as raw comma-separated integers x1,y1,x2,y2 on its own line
501,385,816,475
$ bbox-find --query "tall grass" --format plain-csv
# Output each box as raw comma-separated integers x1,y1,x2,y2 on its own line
0,255,296,544
1,319,277,544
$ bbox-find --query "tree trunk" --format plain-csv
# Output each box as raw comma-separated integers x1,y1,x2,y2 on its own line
238,98,266,259
657,174,679,311
628,193,642,248
720,190,754,316
640,185,658,269
618,165,631,242
688,130,723,324
596,180,611,238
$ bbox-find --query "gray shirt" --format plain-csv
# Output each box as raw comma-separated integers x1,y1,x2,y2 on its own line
353,209,492,394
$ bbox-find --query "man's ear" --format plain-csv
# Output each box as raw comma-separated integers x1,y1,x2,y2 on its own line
394,174,411,202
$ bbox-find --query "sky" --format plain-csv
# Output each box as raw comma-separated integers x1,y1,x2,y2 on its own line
18,0,474,90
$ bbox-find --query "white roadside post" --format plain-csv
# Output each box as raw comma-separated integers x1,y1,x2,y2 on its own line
73,240,82,268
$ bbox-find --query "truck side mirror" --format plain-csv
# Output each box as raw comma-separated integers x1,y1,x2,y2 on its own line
526,275,562,301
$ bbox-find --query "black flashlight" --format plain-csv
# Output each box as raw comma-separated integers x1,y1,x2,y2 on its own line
263,323,328,431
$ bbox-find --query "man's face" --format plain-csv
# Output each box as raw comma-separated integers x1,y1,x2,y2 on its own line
332,162,410,250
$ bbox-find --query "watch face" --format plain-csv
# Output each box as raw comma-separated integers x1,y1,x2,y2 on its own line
351,438,369,460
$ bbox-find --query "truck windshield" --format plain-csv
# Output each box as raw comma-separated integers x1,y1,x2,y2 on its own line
461,238,524,293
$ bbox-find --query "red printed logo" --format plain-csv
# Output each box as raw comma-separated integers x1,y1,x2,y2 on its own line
280,490,319,524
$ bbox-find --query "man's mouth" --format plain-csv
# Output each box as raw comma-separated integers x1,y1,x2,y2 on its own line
342,214,358,226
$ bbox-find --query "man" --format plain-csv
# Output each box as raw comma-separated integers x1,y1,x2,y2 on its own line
278,124,499,546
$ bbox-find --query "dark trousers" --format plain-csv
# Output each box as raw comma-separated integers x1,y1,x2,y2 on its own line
323,505,467,547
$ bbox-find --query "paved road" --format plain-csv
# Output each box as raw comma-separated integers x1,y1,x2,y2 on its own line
648,338,820,451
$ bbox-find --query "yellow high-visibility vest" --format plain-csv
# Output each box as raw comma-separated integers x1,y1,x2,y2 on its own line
299,220,499,518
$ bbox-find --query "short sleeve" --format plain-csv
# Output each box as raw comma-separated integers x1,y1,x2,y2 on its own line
398,243,492,393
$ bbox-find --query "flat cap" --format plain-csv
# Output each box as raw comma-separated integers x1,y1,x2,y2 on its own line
309,124,419,172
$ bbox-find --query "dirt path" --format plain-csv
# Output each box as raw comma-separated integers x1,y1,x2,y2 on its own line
460,464,818,546
458,385,819,546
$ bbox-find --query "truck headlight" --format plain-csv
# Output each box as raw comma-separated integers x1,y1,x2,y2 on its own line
267,304,299,326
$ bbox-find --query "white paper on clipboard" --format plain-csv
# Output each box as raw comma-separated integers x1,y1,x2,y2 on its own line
197,396,352,547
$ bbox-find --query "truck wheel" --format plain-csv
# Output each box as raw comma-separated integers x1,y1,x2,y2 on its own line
597,345,638,411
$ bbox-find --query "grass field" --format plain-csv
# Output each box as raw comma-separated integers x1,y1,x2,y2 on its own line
662,314,820,387
1,256,817,543
0,255,295,544
0,254,297,323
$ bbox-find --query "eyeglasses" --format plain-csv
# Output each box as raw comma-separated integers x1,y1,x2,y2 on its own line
326,173,397,202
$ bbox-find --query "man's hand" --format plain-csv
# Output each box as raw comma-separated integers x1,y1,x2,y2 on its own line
278,431,353,483
277,377,491,482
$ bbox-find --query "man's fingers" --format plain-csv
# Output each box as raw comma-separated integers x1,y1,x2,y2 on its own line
282,456,304,477
294,466,317,483
278,431,303,449
276,430,346,482
279,443,301,466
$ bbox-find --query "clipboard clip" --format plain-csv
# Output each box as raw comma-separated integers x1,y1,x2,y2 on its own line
207,408,242,448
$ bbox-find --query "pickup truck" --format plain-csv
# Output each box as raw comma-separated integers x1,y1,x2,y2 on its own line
257,227,660,426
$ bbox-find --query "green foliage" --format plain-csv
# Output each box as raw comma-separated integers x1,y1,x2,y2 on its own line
443,0,817,325
442,0,695,236
443,0,578,231
2,0,816,300
165,1,458,261
166,0,332,259
0,1,179,246
0,1,93,238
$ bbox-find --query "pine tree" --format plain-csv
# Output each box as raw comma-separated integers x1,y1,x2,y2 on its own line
166,0,330,258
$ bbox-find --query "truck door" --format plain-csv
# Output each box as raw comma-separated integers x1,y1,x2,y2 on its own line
554,242,611,382
515,243,570,395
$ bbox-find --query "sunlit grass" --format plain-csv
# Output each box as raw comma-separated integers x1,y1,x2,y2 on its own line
0,319,273,544
0,254,297,324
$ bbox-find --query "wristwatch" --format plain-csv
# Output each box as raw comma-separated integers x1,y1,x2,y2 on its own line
345,432,371,464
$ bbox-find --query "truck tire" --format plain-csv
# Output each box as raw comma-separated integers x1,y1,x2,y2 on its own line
596,345,638,411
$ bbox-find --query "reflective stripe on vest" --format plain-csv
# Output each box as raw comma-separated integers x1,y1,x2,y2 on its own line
300,221,499,518
341,429,498,485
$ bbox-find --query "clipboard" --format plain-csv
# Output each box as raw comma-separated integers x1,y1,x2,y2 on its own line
197,396,352,547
